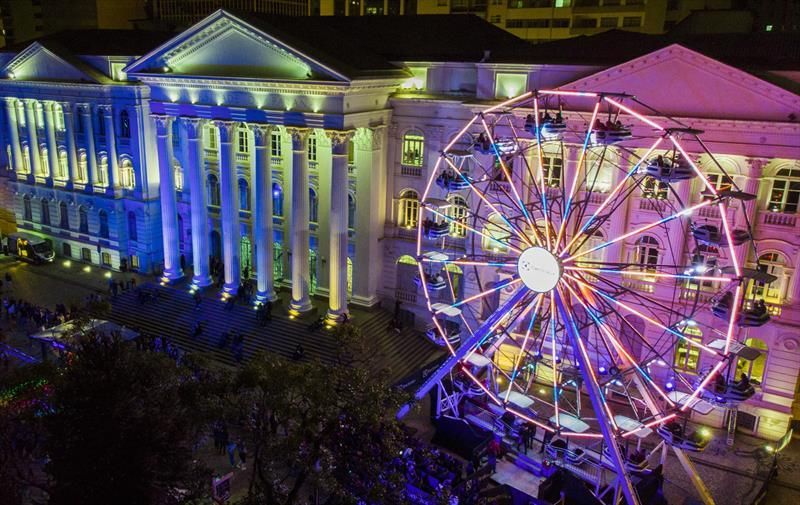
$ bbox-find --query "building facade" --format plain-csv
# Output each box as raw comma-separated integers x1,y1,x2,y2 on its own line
1,10,799,438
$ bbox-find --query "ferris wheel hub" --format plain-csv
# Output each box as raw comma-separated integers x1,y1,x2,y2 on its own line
517,246,562,293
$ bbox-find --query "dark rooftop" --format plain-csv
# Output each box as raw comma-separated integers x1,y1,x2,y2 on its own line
503,29,800,71
4,29,175,56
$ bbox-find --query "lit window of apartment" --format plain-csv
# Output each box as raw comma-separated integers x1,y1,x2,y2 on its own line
623,16,642,27
402,132,424,167
701,173,734,201
600,17,618,28
674,326,702,373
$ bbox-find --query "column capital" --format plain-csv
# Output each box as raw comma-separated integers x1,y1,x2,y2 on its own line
286,127,310,151
3,97,17,105
212,119,236,143
22,98,38,106
326,129,355,156
249,123,273,147
96,104,113,112
76,103,93,115
745,157,769,175
59,102,74,113
151,114,173,136
180,116,205,139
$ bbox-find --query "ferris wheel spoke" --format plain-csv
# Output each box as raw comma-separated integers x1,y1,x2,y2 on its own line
555,99,601,250
434,277,522,315
564,265,733,284
503,294,545,404
478,117,538,235
548,294,561,428
506,114,550,231
562,281,676,407
564,273,722,358
561,137,664,256
441,156,535,247
564,199,715,264
424,205,523,254
421,257,516,268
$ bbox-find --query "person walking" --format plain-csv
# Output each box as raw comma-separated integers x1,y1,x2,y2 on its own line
226,440,238,469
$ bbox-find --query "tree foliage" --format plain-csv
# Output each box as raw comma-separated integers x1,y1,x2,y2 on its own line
43,336,217,505
236,324,413,505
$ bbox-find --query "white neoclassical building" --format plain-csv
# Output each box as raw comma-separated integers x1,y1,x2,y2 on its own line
1,11,799,438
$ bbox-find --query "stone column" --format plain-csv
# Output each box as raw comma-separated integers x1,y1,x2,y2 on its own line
23,99,42,177
288,127,313,313
326,130,353,322
100,105,119,189
4,98,23,174
215,120,240,294
252,124,277,302
61,103,77,187
43,102,59,181
183,117,212,287
152,114,183,281
78,104,98,187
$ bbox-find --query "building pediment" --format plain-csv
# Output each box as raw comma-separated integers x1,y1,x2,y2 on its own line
124,10,350,83
563,44,800,123
1,42,105,84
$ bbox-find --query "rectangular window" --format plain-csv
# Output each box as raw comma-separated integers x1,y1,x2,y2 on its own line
271,131,282,158
206,126,217,150
603,0,620,5
495,73,527,99
600,17,617,27
101,252,112,266
507,0,554,7
238,128,249,153
62,243,71,258
574,17,598,28
552,18,570,27
308,136,317,163
622,16,642,27
401,134,424,167
130,254,140,271
702,173,734,201
81,247,92,262
543,156,563,187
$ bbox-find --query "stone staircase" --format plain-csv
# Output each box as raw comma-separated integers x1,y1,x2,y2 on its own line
108,283,443,382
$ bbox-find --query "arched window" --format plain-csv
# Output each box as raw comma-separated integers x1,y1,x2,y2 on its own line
272,182,284,217
751,252,787,304
120,159,135,190
97,108,105,136
98,210,109,238
348,193,356,229
237,125,249,154
208,174,221,206
23,194,32,221
398,189,419,228
77,151,87,182
79,206,89,233
40,199,50,225
401,131,424,167
174,162,184,191
57,150,68,179
576,229,606,266
59,201,69,229
127,211,137,241
97,155,108,186
119,110,130,138
768,168,800,213
634,235,659,279
447,195,468,237
309,188,318,223
239,179,250,211
737,338,767,385
482,212,511,253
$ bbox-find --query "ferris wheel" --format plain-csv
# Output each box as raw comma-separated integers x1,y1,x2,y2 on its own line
403,90,774,504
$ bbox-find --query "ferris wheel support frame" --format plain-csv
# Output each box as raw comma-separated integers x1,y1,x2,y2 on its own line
397,288,529,419
555,291,641,505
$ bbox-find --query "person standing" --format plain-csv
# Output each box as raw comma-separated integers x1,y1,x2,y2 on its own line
226,440,237,468
237,439,247,470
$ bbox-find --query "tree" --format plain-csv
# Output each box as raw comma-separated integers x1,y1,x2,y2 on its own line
44,335,216,505
237,324,412,505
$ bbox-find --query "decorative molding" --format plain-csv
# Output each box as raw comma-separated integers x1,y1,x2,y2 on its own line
212,119,236,142
286,127,310,151
180,117,205,139
249,123,273,146
326,130,354,155
151,114,173,136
